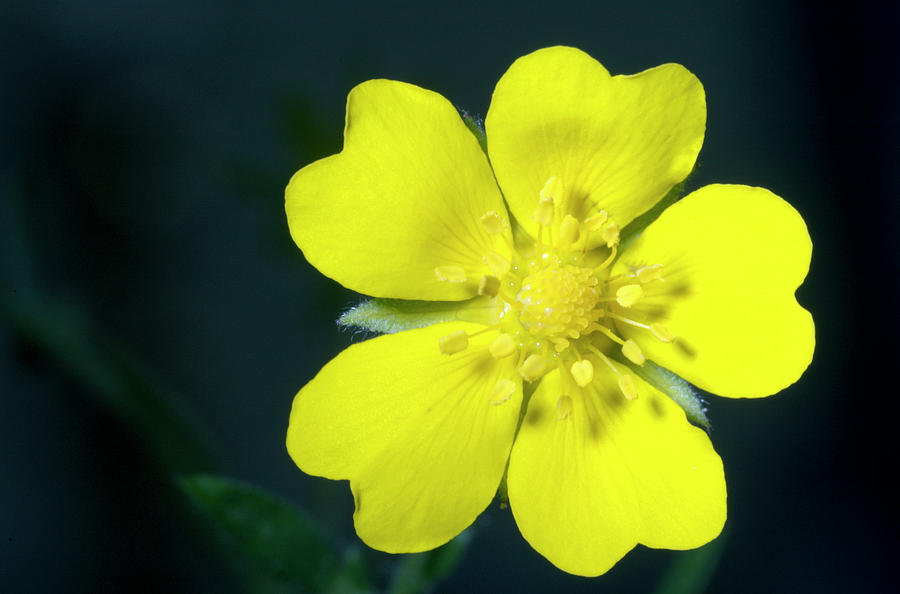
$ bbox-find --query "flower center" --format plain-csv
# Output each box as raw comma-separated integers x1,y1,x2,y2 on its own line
433,176,676,409
517,265,602,340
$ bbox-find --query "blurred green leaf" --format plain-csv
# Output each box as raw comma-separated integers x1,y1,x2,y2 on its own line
179,475,340,594
2,294,218,473
652,536,725,594
328,546,373,594
387,530,472,594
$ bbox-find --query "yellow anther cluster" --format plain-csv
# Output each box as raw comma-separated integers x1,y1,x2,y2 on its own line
517,265,602,340
433,178,675,414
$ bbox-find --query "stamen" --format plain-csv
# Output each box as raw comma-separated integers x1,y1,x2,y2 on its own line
489,333,517,359
552,338,570,353
584,210,608,231
489,379,516,405
607,312,676,343
570,359,594,387
602,221,620,248
637,264,664,283
518,354,548,382
615,284,643,307
434,266,467,283
480,211,506,234
559,214,581,246
439,330,468,355
593,245,618,272
621,339,646,365
649,323,676,342
532,198,554,227
484,251,511,276
478,274,500,297
556,395,573,420
594,324,624,345
618,374,639,400
539,176,561,202
606,312,648,329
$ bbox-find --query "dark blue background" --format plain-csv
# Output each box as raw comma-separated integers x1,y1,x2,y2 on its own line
2,1,897,591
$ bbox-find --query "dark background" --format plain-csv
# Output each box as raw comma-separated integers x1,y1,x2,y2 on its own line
2,1,897,592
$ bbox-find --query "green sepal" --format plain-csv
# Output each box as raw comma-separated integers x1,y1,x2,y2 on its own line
618,172,692,252
338,296,497,335
459,110,487,154
620,359,710,429
179,474,340,593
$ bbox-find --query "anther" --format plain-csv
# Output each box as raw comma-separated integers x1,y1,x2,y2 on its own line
602,221,620,248
616,284,643,307
556,395,573,420
649,323,675,342
552,338,570,353
489,333,517,359
540,176,561,201
584,210,608,231
489,379,516,405
439,330,468,355
434,266,467,283
559,214,581,246
618,374,639,400
518,354,548,382
478,274,501,297
532,198,554,227
484,252,511,276
637,264,664,283
621,339,645,365
480,211,506,234
570,359,594,387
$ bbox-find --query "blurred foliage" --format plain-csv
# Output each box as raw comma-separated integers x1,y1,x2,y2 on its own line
653,535,725,594
180,475,344,593
180,474,472,594
2,293,219,474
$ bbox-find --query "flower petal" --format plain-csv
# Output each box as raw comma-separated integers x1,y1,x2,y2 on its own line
286,322,522,552
507,368,725,577
614,184,814,398
286,80,511,300
485,46,705,241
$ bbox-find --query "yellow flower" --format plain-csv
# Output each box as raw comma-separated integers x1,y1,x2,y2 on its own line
285,46,814,576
